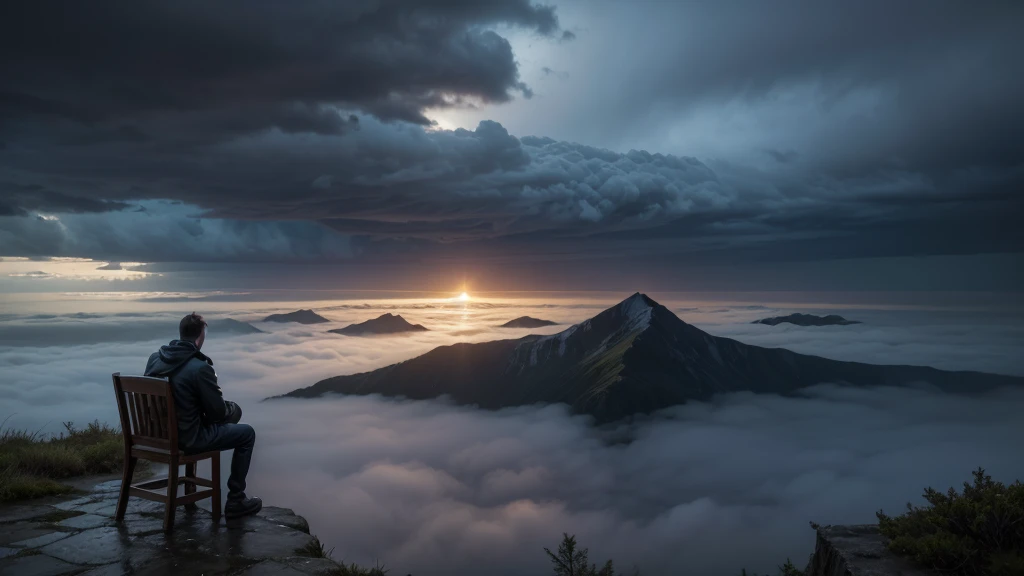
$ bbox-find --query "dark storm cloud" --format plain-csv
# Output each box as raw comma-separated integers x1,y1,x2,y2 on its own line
0,1,1020,277
0,0,562,129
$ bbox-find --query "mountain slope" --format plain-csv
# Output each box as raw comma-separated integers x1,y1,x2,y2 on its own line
329,313,428,336
276,294,1022,422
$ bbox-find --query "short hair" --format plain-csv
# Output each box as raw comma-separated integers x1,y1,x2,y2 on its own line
179,312,207,341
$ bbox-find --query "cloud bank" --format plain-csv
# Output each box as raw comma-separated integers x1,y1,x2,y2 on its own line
1,297,1022,574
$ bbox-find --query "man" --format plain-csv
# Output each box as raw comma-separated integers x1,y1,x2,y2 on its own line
144,312,262,518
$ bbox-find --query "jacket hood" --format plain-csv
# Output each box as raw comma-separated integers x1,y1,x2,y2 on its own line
145,339,210,377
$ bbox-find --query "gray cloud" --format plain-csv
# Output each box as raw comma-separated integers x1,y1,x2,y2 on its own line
0,1,563,129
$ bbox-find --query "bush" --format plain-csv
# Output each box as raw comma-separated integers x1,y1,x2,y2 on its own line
877,467,1024,576
544,533,640,576
303,534,390,575
0,419,149,502
738,560,805,576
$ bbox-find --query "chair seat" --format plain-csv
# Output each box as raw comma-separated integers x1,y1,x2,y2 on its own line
131,445,220,464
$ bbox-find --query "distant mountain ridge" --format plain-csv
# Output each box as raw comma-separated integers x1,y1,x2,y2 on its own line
329,313,428,336
754,313,861,326
208,318,264,334
263,309,329,324
275,294,1023,423
500,316,558,328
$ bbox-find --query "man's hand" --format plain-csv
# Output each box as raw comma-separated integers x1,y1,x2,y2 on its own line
223,400,243,424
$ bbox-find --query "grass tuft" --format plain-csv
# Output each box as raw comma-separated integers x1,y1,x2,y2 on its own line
0,419,149,502
302,534,390,575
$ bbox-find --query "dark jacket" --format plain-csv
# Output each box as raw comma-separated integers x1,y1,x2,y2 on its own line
144,339,231,449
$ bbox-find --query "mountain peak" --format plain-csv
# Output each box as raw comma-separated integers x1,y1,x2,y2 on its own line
619,292,656,315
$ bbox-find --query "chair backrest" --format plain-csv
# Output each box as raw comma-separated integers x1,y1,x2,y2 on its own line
112,373,178,452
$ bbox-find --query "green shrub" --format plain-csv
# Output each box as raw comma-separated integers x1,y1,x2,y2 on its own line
0,467,76,501
544,533,640,576
877,467,1024,576
328,562,390,576
0,419,149,502
304,533,390,575
737,559,805,576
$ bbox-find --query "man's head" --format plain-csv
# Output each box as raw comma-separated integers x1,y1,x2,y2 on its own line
179,312,207,349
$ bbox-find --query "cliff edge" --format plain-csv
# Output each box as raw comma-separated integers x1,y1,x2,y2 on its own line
807,524,930,576
0,479,346,575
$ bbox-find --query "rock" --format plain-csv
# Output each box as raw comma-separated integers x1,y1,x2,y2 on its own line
38,527,138,565
258,507,311,534
807,524,931,576
0,553,81,576
9,531,72,549
0,481,346,576
57,514,114,530
0,505,57,524
0,522,54,546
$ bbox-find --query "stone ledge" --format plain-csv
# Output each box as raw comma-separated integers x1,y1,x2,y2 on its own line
807,524,931,576
0,480,345,576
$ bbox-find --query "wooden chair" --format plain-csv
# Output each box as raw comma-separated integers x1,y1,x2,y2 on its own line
111,372,222,531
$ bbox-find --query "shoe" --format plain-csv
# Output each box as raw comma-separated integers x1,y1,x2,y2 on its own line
224,496,263,519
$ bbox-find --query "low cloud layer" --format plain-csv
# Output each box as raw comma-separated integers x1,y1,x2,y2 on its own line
1,296,1022,574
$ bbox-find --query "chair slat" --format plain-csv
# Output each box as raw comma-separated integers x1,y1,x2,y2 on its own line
139,394,151,436
148,394,164,438
125,391,140,436
157,397,169,439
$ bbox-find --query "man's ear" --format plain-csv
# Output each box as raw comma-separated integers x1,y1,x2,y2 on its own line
196,327,206,350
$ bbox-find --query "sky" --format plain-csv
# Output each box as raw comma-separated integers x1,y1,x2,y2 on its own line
2,294,1023,574
1,1,1022,293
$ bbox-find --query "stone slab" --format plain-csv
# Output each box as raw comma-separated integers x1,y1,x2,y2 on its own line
258,507,311,534
0,504,52,524
39,527,135,565
3,481,346,575
808,524,932,576
0,553,81,576
0,522,52,546
10,530,72,549
58,513,114,530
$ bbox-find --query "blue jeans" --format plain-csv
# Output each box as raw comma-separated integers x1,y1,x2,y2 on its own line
188,403,255,501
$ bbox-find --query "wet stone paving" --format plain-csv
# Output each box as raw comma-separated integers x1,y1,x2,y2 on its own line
0,480,345,575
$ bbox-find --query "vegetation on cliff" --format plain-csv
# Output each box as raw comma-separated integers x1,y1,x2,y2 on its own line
877,467,1024,576
304,534,390,575
544,533,640,576
0,420,148,502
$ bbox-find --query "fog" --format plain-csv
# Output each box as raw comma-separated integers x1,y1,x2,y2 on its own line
1,295,1023,574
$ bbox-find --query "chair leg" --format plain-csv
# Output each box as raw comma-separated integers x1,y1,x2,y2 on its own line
211,452,222,523
115,456,137,522
184,462,197,509
163,455,179,532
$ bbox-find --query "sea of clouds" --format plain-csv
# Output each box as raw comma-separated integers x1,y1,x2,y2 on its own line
1,295,1023,575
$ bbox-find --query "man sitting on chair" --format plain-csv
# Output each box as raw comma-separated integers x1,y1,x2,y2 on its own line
144,312,262,519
